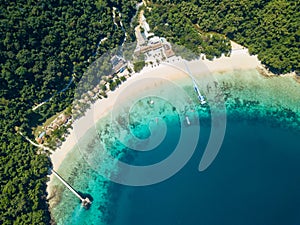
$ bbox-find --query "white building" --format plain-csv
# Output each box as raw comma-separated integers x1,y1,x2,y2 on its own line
141,15,154,38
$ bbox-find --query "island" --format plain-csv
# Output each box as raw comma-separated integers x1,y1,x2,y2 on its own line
0,0,299,224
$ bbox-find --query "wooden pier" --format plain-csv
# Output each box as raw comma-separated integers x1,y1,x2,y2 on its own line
184,62,206,104
51,169,92,208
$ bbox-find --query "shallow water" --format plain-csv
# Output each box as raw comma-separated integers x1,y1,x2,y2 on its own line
50,69,300,225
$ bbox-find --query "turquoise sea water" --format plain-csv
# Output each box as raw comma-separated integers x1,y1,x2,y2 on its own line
50,69,300,225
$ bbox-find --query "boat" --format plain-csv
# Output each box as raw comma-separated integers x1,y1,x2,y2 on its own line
185,116,191,125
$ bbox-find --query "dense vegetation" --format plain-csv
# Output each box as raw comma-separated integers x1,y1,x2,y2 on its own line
148,0,299,74
133,61,146,72
0,0,137,224
145,4,231,60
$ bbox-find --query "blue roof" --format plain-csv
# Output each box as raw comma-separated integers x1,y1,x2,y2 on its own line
38,131,46,138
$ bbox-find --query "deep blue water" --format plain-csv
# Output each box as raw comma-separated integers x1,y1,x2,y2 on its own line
111,119,300,225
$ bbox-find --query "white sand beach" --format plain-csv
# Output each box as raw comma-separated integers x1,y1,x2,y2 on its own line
47,42,261,196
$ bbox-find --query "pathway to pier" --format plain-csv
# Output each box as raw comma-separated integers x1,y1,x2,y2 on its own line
51,169,92,207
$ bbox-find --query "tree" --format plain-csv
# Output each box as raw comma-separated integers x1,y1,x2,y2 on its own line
133,61,146,72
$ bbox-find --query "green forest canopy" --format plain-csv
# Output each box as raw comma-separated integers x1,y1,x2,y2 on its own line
0,0,137,224
149,0,299,74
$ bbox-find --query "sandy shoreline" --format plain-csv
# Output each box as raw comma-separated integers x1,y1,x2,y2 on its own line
46,65,191,197
46,42,262,197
